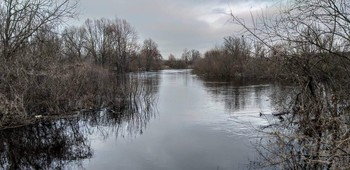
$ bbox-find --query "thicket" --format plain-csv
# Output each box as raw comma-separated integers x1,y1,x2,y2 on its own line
192,36,284,80
228,0,350,169
0,0,161,128
0,83,158,169
163,49,201,69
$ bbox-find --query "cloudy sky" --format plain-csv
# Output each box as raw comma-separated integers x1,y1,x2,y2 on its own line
71,0,275,58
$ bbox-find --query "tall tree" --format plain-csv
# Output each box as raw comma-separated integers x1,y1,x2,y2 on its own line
0,0,76,60
62,26,86,61
111,18,138,73
141,38,162,71
181,48,191,65
83,18,138,72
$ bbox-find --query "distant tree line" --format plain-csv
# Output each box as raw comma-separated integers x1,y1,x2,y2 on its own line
163,49,200,69
192,36,284,80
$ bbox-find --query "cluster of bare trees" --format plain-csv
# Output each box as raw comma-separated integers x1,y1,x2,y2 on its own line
163,54,188,69
163,49,200,69
0,0,162,128
63,18,139,72
192,36,281,79
0,0,76,60
229,0,350,169
62,18,163,72
139,38,162,71
0,0,77,126
181,48,201,66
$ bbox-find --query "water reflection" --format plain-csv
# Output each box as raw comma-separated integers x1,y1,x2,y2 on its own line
0,73,159,169
250,84,350,169
202,80,273,113
0,119,92,170
0,70,282,170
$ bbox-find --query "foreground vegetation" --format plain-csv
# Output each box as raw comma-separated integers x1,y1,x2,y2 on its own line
0,0,163,128
228,0,350,169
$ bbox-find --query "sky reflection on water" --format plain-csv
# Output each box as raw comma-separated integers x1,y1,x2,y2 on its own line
0,70,277,170
84,70,275,170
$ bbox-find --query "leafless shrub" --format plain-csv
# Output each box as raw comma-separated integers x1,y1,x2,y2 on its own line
230,0,350,169
192,36,281,80
0,0,160,129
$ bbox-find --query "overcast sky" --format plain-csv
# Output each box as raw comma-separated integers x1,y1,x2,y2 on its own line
70,0,275,58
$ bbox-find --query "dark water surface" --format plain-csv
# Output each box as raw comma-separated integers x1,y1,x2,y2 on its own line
0,70,276,170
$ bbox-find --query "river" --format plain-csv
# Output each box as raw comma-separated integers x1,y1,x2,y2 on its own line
0,69,277,170
83,70,275,170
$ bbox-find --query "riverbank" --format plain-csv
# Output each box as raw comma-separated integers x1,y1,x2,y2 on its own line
0,61,137,129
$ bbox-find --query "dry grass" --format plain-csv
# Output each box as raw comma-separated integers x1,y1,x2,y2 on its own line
0,59,128,129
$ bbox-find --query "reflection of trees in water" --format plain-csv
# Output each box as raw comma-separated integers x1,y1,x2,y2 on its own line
82,73,159,139
251,85,350,169
0,73,159,169
0,119,92,169
202,80,272,112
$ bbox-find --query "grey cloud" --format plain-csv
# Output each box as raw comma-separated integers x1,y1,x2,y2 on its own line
72,0,275,58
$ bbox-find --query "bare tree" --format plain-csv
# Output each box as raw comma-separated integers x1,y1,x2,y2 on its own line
110,18,138,73
0,0,77,60
140,38,162,71
181,48,201,67
231,0,350,169
190,49,201,63
62,26,87,61
168,54,176,61
83,18,111,65
83,18,138,72
166,54,176,68
28,24,63,70
83,19,99,63
181,48,191,65
223,36,250,76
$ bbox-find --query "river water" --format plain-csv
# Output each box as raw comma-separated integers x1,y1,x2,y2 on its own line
0,69,277,170
83,70,275,170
